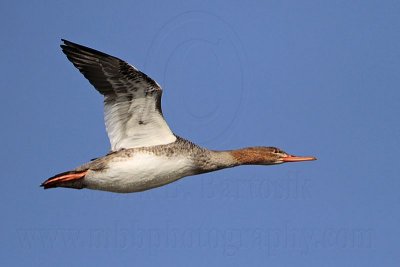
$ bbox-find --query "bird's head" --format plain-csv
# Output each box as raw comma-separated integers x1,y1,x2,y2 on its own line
230,146,317,165
266,147,317,164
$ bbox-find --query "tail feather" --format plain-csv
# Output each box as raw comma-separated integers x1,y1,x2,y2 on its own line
41,170,88,189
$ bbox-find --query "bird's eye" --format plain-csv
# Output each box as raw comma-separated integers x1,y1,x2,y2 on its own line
271,147,279,153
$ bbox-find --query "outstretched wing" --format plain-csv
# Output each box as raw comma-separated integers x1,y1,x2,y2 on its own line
60,39,176,151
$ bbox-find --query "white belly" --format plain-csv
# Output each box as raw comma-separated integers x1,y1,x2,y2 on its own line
84,153,196,193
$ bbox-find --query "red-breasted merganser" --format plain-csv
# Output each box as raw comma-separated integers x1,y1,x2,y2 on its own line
41,40,316,193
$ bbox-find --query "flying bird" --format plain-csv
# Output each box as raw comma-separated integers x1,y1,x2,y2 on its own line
41,40,316,193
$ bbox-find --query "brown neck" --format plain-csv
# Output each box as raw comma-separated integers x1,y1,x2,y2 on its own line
198,147,276,173
228,147,276,165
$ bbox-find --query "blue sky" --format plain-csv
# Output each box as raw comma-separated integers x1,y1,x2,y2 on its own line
1,0,399,266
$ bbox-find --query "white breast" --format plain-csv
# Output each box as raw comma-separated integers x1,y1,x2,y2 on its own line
84,153,196,193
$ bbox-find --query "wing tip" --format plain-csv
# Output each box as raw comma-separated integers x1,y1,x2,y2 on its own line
60,38,75,51
59,39,117,60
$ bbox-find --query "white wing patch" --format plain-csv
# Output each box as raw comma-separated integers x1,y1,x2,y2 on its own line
104,96,176,150
60,40,176,150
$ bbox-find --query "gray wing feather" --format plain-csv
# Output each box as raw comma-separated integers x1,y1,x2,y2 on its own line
60,39,176,150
